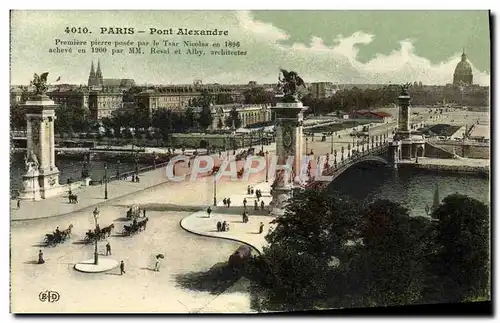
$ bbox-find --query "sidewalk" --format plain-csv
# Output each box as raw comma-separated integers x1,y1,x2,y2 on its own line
180,181,275,254
11,144,276,221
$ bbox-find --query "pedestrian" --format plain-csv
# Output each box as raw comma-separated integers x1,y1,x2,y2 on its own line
106,242,111,256
254,200,258,210
223,198,227,206
131,174,135,182
251,187,254,194
17,199,20,210
243,198,247,209
136,175,140,183
247,185,251,195
207,206,212,218
256,190,260,202
120,260,126,275
37,250,45,264
259,222,264,234
188,160,191,168
227,198,231,208
143,209,146,217
154,256,161,272
217,221,222,232
260,200,265,211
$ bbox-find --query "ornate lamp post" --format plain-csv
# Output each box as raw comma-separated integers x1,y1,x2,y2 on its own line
347,143,351,158
334,149,337,168
356,140,360,153
213,170,217,207
265,150,269,182
92,207,100,265
116,159,121,177
330,132,334,154
260,130,264,152
104,163,108,200
341,146,344,162
305,137,309,155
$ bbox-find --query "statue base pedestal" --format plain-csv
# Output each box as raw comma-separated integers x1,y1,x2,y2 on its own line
38,167,63,199
18,171,42,201
268,185,293,216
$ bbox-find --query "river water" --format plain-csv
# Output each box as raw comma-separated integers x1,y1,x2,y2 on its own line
328,164,490,217
9,152,147,192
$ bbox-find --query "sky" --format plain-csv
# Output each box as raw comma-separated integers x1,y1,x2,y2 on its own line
10,10,491,86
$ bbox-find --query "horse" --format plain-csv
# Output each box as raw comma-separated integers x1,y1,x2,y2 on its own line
68,194,78,204
100,224,114,237
61,224,73,238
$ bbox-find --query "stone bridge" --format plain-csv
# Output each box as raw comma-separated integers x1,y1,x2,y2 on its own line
305,135,394,189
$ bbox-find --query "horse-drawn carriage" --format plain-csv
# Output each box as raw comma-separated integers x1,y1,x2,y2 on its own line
126,205,141,220
44,224,73,246
84,224,114,243
122,217,148,236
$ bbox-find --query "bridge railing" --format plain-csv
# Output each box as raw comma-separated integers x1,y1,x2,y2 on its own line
306,138,390,183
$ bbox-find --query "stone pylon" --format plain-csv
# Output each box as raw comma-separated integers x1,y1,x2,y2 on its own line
268,99,307,216
19,94,62,199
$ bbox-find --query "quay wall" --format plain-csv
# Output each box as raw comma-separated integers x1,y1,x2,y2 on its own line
398,162,489,177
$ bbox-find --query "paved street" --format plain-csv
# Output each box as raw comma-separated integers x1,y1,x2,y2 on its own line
11,167,274,313
11,143,276,221
10,145,275,313
181,182,275,254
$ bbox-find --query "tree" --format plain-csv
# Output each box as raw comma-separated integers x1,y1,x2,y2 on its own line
184,107,196,130
224,107,242,129
247,188,445,311
243,87,276,105
425,194,490,303
54,104,90,136
10,104,27,131
198,106,213,131
214,93,234,105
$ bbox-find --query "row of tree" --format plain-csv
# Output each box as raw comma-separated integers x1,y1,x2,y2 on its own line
247,190,489,311
301,85,402,116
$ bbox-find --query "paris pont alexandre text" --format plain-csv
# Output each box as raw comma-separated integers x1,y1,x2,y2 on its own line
64,26,229,36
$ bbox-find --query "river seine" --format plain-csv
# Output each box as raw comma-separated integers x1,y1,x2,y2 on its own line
10,152,147,193
328,164,490,217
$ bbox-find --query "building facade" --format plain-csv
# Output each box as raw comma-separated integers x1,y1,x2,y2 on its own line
135,85,243,113
309,82,338,99
194,104,272,130
88,91,124,119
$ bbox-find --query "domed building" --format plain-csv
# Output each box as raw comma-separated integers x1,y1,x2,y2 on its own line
453,49,473,86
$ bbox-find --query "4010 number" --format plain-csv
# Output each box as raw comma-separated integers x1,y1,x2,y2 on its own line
65,27,90,34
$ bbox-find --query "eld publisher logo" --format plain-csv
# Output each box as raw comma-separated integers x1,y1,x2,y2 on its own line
39,290,60,303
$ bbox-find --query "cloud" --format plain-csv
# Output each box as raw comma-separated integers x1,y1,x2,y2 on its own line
9,11,490,86
237,12,490,86
236,11,289,42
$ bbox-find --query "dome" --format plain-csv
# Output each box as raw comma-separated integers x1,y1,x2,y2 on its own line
453,49,473,86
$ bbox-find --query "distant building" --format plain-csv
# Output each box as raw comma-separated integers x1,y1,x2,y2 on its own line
88,91,123,119
87,60,136,90
190,104,272,130
10,86,24,104
453,49,473,86
350,110,393,122
135,85,243,114
309,82,338,99
49,88,89,110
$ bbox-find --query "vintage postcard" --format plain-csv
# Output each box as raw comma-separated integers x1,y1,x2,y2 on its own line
9,10,491,314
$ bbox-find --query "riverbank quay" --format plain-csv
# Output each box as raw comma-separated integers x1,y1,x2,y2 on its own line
11,143,276,221
398,157,489,176
180,182,274,255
